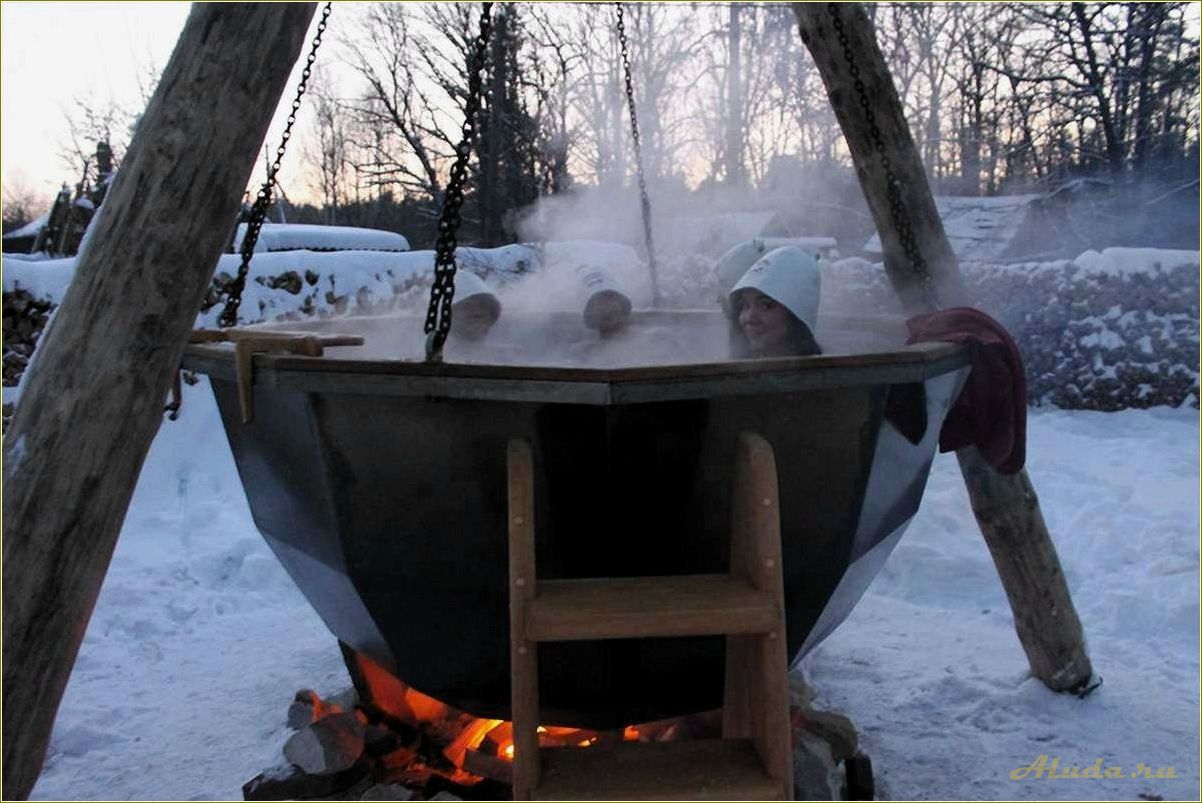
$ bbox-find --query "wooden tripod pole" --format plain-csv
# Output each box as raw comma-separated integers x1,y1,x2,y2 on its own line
1,5,317,799
793,2,1093,693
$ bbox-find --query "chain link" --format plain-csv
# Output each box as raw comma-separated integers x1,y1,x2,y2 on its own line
615,4,662,306
827,3,936,306
424,3,494,363
218,2,333,328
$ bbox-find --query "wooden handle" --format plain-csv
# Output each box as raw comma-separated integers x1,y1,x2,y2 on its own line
228,332,365,423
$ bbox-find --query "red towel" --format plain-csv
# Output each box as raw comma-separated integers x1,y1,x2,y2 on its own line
906,307,1027,475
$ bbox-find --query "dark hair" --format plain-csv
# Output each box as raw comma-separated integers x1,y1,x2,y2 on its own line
726,304,822,359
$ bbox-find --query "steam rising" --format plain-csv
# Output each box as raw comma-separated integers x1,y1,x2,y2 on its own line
325,170,910,369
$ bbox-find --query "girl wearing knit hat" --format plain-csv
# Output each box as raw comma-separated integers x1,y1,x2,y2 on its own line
450,270,502,342
728,246,822,358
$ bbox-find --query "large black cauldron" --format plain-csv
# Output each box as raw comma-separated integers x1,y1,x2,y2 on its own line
183,312,968,727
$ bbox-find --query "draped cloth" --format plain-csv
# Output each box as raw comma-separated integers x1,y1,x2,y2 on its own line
906,307,1027,475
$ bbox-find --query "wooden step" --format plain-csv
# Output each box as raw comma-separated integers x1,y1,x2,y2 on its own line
531,738,785,800
527,574,779,642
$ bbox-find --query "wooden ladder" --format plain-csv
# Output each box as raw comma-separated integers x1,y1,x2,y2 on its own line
507,432,793,801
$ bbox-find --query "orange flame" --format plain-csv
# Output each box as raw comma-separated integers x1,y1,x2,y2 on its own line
443,717,503,768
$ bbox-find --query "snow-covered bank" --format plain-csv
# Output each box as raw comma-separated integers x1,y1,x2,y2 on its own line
5,245,1197,413
28,383,1199,800
823,247,1201,410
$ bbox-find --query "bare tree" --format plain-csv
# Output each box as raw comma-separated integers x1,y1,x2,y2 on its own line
569,5,631,188
58,97,132,190
304,68,350,223
340,3,449,203
1,175,50,234
525,4,582,193
996,2,1199,178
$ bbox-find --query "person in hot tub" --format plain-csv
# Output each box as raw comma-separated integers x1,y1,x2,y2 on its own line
728,246,823,358
714,238,770,306
567,264,668,366
442,270,515,364
449,270,502,342
577,265,632,338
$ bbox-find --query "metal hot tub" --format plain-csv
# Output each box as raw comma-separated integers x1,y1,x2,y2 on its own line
182,311,969,727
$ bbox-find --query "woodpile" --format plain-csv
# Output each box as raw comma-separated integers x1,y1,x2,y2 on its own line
242,676,875,801
243,685,489,802
3,289,53,387
2,288,54,433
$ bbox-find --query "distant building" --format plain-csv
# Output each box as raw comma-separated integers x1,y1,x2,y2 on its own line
862,194,1040,263
2,213,48,254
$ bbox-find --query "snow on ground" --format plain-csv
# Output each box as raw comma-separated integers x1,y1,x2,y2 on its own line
805,405,1200,800
28,380,1198,801
28,378,347,801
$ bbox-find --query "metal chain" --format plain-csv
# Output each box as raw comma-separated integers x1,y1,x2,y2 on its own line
827,3,937,307
424,2,494,363
218,2,333,328
615,3,662,306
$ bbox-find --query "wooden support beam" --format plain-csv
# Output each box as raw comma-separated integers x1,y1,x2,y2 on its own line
793,2,1094,694
1,5,317,799
793,2,967,313
956,447,1094,690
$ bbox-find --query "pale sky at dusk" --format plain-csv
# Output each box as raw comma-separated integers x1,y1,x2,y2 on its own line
3,3,187,196
1,2,338,206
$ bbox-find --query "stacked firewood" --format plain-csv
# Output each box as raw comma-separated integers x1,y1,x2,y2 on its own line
2,289,54,433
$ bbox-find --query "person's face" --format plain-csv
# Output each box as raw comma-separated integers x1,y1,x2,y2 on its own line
737,290,792,356
453,297,497,341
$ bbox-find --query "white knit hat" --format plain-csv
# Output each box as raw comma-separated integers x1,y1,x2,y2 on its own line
714,238,770,293
729,246,821,332
452,270,498,306
576,264,632,312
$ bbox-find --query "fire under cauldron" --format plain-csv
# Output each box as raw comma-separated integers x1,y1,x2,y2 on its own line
183,310,969,729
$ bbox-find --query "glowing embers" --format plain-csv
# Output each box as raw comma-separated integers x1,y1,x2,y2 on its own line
247,650,873,800
344,649,719,794
359,673,644,787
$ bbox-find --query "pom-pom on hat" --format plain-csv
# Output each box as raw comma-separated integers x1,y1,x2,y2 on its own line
714,238,770,294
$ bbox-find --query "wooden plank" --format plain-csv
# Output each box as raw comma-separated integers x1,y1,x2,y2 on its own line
728,432,793,799
532,739,783,801
722,635,754,740
527,575,779,642
231,333,365,422
507,438,540,800
461,748,514,786
0,6,317,800
751,629,794,801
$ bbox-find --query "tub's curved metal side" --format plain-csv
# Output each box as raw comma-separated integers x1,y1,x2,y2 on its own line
187,338,968,727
